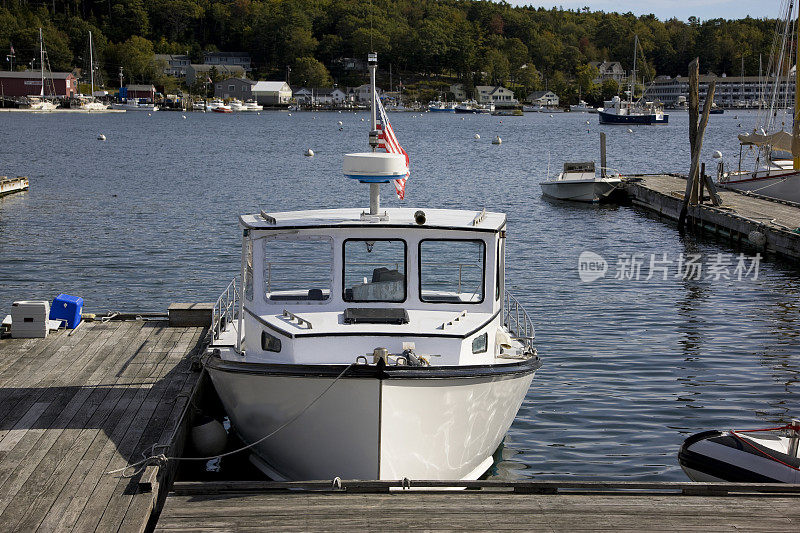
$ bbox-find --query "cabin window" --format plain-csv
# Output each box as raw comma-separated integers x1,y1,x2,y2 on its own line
263,236,332,301
419,239,485,303
343,239,406,302
472,332,488,354
261,331,281,352
244,231,253,301
496,236,504,302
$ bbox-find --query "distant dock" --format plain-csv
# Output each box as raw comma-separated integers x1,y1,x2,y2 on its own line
0,108,126,114
624,174,800,259
0,177,29,197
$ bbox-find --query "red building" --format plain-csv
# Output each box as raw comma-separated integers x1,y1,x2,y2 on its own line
126,84,156,100
0,71,77,98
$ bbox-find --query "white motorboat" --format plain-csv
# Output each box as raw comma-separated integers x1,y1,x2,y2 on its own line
243,100,263,111
192,101,206,111
111,100,158,111
229,99,246,111
428,100,456,112
205,98,226,111
540,162,622,203
569,100,595,113
679,421,800,483
205,53,540,482
715,0,800,203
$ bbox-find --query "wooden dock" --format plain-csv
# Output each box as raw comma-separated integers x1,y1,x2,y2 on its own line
156,480,800,531
0,316,206,533
0,176,29,198
625,174,800,259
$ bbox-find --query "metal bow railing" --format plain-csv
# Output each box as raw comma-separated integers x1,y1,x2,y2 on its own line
212,278,239,344
503,291,535,351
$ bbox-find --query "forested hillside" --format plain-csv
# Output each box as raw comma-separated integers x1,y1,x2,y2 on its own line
0,0,778,102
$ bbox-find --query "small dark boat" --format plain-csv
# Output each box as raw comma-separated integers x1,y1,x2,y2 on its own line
678,422,800,483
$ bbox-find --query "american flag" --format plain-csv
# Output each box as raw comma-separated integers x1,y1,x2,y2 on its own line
375,90,409,199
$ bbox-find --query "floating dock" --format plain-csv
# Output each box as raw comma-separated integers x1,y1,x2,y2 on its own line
625,174,800,259
156,480,800,531
0,177,29,198
0,108,126,114
0,311,206,532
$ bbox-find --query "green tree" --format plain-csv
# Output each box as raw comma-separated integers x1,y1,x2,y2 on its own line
293,56,333,87
106,35,155,83
483,49,509,85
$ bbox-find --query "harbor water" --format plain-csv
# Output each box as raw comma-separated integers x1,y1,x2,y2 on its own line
0,109,797,481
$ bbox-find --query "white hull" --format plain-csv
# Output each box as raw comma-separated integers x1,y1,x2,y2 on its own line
207,361,535,480
719,170,800,204
540,179,620,202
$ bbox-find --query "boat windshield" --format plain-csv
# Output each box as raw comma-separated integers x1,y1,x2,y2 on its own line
419,239,485,303
263,237,332,301
343,239,407,302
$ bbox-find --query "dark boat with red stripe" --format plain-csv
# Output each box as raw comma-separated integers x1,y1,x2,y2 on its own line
678,421,800,483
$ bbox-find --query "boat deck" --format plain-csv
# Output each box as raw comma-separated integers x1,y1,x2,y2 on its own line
155,480,800,531
624,174,800,259
0,176,29,197
0,317,206,532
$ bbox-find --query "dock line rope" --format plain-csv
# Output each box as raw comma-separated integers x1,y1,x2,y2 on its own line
730,423,800,472
106,362,356,478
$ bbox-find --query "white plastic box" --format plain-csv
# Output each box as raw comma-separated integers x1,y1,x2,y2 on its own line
11,300,50,338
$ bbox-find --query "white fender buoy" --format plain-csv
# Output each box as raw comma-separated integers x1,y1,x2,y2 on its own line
492,136,502,145
304,148,314,157
474,134,480,139
748,230,766,248
97,134,106,141
190,417,227,456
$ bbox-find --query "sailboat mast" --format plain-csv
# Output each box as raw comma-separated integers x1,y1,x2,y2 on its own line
631,34,638,105
794,0,800,169
89,31,95,97
39,28,44,97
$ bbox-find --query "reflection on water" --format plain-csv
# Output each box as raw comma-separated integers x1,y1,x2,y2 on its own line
0,109,797,480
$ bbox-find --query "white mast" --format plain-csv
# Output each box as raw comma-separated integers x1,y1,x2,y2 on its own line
630,34,638,106
39,28,44,97
368,51,380,215
89,31,95,97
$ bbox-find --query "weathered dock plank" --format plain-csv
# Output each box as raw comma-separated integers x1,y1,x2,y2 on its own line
0,318,206,533
625,174,800,259
155,490,800,532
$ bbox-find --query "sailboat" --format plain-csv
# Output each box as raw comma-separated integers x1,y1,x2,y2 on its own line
716,0,800,203
597,35,667,124
28,28,57,111
81,31,108,111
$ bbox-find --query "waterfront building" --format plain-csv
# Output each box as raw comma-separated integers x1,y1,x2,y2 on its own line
293,87,347,105
154,54,190,78
214,77,256,99
202,51,251,72
0,71,77,98
348,84,382,103
251,81,292,105
450,83,468,100
475,85,519,107
646,74,794,108
526,90,560,107
124,84,156,101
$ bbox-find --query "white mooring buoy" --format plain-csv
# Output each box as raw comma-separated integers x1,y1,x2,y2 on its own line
474,134,480,139
337,120,343,126
586,120,590,125
304,148,314,157
97,134,106,141
182,115,186,119
492,136,502,145
148,113,152,116
627,128,633,133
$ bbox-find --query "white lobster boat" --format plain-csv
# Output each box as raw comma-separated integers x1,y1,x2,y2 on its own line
540,162,622,203
204,53,540,482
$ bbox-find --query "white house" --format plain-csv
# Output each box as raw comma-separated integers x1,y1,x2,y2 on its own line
294,87,347,105
349,84,382,103
154,54,190,78
251,81,292,105
526,90,559,107
589,60,627,85
475,85,519,107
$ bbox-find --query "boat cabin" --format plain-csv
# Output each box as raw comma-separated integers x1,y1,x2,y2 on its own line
233,207,516,366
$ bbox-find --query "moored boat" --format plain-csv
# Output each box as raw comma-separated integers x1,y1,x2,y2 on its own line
540,161,622,202
205,53,541,482
679,421,800,483
428,100,456,112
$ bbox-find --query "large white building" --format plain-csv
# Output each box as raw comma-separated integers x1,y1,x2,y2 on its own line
647,74,795,108
252,81,292,105
475,85,519,107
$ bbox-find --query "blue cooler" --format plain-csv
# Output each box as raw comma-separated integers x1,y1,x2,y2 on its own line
50,294,83,329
